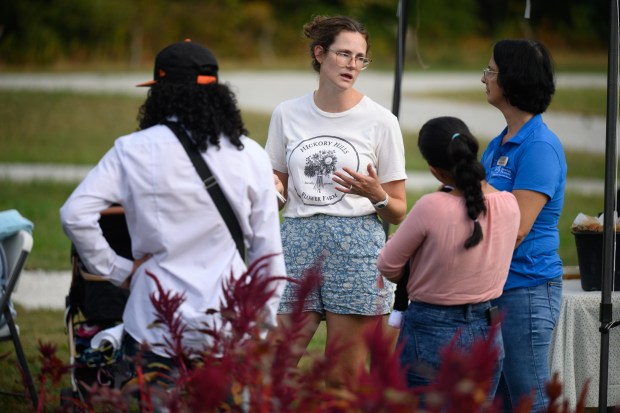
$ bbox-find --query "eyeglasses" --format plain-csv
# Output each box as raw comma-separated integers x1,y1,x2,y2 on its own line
482,68,499,79
328,49,372,70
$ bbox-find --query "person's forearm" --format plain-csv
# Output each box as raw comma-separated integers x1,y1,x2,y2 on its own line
374,194,407,224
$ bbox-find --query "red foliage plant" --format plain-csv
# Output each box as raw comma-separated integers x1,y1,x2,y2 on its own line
33,254,589,412
36,341,71,413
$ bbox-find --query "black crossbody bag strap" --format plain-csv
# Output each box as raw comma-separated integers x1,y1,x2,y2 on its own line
164,121,246,259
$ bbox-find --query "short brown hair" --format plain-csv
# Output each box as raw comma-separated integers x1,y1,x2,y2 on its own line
303,15,370,73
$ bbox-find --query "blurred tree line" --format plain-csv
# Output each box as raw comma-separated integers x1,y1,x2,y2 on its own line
0,0,610,69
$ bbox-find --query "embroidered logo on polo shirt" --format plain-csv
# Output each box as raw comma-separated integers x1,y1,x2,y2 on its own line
490,165,513,180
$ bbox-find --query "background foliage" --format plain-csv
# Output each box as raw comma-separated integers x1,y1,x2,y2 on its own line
0,0,610,69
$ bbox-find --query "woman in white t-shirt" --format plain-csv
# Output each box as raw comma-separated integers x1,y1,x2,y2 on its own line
265,15,407,387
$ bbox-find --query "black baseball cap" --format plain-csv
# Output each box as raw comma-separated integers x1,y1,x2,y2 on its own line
137,39,219,87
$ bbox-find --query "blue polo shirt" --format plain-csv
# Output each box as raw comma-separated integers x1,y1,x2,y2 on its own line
481,114,566,290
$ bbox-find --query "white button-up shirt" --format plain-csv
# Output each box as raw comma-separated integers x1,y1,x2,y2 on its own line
61,124,286,356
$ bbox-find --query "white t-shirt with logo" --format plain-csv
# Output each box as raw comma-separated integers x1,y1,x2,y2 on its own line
266,93,407,218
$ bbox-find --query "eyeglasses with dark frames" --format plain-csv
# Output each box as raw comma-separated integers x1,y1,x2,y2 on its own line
328,49,372,70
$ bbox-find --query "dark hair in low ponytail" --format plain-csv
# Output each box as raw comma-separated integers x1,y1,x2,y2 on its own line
418,116,487,249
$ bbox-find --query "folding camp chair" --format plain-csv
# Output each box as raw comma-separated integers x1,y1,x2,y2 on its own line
62,206,132,407
0,230,38,409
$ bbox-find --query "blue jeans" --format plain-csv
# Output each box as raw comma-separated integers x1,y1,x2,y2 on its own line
492,277,562,413
397,300,504,400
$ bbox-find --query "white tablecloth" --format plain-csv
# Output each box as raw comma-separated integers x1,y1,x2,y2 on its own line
550,279,620,408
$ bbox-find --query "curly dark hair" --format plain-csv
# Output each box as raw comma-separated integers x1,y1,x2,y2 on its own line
137,82,247,152
303,15,370,73
418,116,487,249
493,39,555,114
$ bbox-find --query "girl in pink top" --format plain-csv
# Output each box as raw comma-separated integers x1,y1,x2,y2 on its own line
377,116,520,398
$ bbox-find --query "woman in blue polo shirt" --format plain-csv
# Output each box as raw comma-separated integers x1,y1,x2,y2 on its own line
480,39,567,413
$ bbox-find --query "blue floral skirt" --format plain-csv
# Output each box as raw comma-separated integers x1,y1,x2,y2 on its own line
278,214,394,316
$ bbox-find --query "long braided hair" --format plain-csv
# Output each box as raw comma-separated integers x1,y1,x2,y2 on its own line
418,116,487,249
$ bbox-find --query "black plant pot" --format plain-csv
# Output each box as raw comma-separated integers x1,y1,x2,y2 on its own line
572,231,620,291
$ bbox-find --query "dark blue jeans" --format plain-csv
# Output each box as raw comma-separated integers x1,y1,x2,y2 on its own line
492,277,562,413
397,300,504,400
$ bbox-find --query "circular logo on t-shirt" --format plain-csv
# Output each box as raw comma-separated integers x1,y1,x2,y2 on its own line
288,135,359,206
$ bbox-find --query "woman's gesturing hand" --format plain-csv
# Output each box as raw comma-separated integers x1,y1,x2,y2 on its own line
332,164,385,203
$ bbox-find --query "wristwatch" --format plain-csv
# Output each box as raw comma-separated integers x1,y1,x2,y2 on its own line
373,193,389,210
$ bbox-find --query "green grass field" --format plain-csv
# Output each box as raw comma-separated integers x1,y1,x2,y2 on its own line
0,88,609,270
0,82,611,411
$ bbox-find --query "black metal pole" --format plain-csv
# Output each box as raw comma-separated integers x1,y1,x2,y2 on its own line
598,0,619,411
391,0,409,120
385,0,409,238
